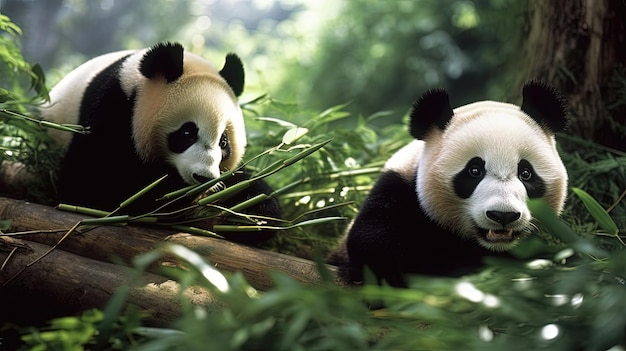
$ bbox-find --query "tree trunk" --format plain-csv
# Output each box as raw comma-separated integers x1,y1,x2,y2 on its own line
0,196,338,323
0,236,220,326
0,197,336,292
517,0,626,151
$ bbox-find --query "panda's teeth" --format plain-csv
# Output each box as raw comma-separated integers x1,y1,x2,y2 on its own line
486,229,514,241
208,181,226,194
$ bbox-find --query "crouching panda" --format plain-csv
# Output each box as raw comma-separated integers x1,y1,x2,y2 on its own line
328,81,569,287
41,42,280,245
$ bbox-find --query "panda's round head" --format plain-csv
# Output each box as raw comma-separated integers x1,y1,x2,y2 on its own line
121,42,246,184
410,81,568,251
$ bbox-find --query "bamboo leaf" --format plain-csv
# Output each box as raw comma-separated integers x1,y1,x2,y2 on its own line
571,187,619,235
282,127,309,145
163,244,230,292
280,139,332,168
528,198,609,258
255,116,298,128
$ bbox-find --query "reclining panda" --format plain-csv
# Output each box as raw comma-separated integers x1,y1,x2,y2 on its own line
329,81,569,287
41,42,279,245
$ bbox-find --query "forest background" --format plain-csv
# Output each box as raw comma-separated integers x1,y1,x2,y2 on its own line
1,0,625,350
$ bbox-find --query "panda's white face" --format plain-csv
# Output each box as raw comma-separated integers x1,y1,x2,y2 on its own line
160,86,243,185
416,101,568,251
167,120,227,184
131,65,246,186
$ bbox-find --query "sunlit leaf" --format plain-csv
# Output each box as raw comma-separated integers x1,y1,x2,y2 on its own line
282,126,309,144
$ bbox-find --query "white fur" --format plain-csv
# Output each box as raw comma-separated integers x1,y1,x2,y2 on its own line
383,140,423,182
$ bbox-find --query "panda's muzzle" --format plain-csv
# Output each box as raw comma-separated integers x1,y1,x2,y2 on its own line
483,210,521,242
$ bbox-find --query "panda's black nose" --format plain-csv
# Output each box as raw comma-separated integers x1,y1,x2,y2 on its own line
486,211,521,226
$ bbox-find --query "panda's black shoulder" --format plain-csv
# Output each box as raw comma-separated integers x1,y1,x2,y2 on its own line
78,54,134,127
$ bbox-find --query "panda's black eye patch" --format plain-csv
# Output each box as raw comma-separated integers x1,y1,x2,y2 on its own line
518,159,545,198
453,157,485,199
168,122,199,153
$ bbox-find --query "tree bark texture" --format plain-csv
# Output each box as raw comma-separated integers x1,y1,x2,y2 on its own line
517,0,626,151
0,197,337,322
0,236,220,326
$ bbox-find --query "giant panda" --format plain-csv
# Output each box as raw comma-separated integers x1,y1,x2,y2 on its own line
40,42,279,245
328,81,569,287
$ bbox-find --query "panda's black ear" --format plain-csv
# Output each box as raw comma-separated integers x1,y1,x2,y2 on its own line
409,88,454,139
219,53,245,97
520,80,569,132
139,42,184,83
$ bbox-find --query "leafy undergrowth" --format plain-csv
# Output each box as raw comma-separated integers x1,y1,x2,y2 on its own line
10,199,626,351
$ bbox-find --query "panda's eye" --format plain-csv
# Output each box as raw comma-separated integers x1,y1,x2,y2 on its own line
518,159,545,198
220,132,231,160
168,122,198,154
219,132,229,150
468,165,483,178
519,168,532,181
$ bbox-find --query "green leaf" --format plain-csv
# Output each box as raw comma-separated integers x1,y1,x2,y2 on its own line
571,187,619,235
528,198,609,258
282,126,309,144
29,63,50,101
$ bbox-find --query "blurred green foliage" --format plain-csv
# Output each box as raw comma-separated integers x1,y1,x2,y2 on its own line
269,0,525,122
16,201,626,350
1,6,626,350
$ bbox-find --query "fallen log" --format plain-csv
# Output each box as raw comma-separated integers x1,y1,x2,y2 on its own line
0,236,220,326
0,197,337,291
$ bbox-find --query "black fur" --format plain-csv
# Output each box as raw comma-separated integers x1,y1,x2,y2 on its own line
219,53,245,97
336,171,505,288
409,88,454,139
521,80,569,132
139,42,184,83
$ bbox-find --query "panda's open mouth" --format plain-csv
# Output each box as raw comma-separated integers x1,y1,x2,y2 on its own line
485,228,515,242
